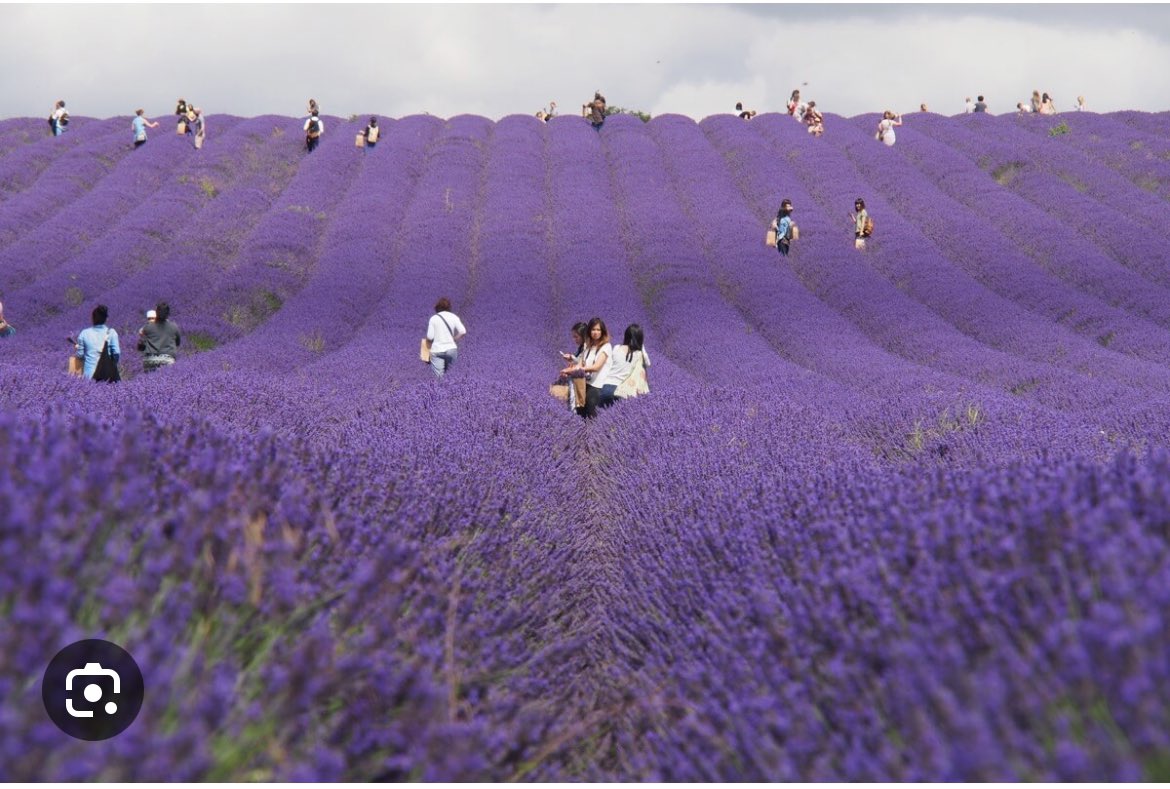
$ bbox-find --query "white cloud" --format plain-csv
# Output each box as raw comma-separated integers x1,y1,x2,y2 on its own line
2,4,1169,120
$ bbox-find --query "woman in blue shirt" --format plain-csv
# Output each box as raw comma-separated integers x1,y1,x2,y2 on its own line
773,199,795,257
132,109,159,148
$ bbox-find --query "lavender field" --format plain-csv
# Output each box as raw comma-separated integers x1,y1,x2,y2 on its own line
2,109,1170,780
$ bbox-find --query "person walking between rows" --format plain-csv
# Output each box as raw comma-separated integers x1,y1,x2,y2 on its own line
772,199,796,257
424,297,466,377
876,110,902,146
606,324,651,402
851,198,872,251
305,110,324,153
76,304,121,382
138,302,181,373
361,117,380,151
132,109,159,149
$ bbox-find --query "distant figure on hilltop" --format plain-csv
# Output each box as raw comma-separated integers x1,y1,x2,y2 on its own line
360,117,379,150
307,98,319,116
735,101,757,120
1017,102,1032,115
964,97,974,114
1039,92,1056,115
787,89,803,119
304,110,323,153
132,109,159,148
803,101,824,136
191,108,206,149
176,98,192,134
919,103,929,112
876,110,902,146
1075,95,1087,111
536,101,558,122
49,100,68,136
974,96,988,113
1030,90,1042,113
583,91,606,132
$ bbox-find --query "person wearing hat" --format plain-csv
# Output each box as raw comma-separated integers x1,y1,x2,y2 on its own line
0,301,14,338
137,302,181,373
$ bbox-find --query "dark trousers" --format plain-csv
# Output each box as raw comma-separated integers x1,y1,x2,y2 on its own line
306,135,320,153
583,385,604,418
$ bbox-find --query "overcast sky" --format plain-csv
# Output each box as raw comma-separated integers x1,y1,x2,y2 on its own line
3,3,1169,121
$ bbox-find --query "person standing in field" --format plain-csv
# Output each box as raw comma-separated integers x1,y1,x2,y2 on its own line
362,117,379,150
175,98,191,133
304,110,324,153
772,199,795,257
562,317,612,418
191,108,206,149
851,198,871,251
964,97,974,114
76,304,121,381
803,101,824,136
1030,90,1042,113
132,109,159,148
584,91,607,132
138,301,181,373
1075,95,1087,111
787,89,803,118
606,324,651,403
50,100,69,136
876,110,902,146
425,297,466,378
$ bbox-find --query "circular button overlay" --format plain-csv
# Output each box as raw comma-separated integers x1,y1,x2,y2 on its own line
42,639,145,741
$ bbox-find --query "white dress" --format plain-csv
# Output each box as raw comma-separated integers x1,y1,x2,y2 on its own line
878,119,896,146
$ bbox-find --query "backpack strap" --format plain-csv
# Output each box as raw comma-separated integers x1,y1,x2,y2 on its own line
436,313,456,346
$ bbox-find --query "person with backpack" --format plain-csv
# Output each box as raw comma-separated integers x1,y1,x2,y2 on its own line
175,98,191,133
876,110,902,146
50,100,69,136
304,110,324,153
424,297,466,377
771,199,796,257
851,198,872,251
76,304,121,382
132,109,159,149
361,117,379,151
137,301,181,373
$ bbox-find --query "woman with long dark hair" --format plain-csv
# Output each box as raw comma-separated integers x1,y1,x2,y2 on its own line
606,324,651,403
561,317,611,418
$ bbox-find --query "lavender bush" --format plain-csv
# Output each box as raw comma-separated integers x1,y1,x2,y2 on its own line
1,111,1169,780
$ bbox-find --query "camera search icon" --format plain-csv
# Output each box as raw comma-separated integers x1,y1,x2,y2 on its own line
43,640,144,741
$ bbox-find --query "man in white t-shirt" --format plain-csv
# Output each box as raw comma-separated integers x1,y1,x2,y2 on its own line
425,297,466,377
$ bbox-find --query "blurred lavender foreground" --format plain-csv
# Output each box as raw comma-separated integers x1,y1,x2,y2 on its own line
1,110,1170,780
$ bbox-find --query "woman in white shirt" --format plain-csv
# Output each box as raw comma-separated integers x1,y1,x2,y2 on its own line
425,297,466,377
604,324,651,403
561,317,611,418
877,110,902,147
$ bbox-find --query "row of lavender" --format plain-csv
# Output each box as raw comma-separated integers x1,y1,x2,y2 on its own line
2,111,1169,779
